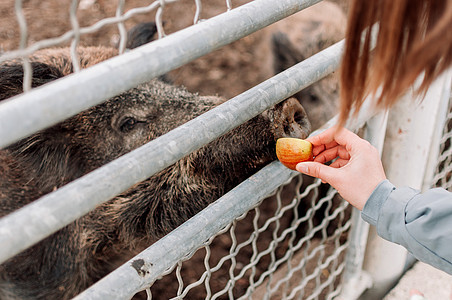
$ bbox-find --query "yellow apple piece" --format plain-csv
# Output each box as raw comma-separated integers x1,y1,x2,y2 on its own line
276,137,313,170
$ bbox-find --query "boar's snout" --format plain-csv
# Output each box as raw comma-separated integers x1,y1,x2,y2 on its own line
273,98,311,140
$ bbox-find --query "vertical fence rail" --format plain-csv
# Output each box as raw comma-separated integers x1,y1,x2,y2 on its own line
14,0,32,92
337,111,388,300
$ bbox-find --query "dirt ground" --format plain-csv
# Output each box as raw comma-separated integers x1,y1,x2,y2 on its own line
0,0,348,99
0,0,350,299
0,0,265,98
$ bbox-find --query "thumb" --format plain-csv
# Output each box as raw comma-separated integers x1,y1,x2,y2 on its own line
295,162,336,184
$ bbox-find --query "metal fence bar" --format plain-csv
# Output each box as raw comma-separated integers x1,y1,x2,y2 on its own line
0,39,343,265
116,0,128,54
74,161,297,299
70,0,81,72
14,0,32,92
0,0,322,149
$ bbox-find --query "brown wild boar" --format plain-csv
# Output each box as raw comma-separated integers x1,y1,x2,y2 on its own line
0,44,311,299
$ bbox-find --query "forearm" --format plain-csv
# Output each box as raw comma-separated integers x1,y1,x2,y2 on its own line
361,180,452,275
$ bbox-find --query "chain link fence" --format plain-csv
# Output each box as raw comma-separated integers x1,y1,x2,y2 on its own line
144,176,351,300
432,88,452,191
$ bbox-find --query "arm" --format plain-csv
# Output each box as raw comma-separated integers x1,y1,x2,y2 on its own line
363,180,452,275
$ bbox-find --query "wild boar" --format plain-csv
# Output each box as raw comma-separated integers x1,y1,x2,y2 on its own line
0,45,311,299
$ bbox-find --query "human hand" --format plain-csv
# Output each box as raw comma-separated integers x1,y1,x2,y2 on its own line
295,126,386,210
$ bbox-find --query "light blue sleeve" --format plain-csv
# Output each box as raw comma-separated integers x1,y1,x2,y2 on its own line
361,179,452,275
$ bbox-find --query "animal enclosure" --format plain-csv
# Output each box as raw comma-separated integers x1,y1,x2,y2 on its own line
0,0,451,299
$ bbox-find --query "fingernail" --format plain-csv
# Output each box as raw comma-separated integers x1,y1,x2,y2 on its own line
296,163,308,173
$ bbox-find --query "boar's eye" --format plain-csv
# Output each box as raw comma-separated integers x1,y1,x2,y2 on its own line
119,117,138,132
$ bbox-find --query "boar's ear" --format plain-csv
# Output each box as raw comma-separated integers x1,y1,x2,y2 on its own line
271,31,305,75
126,22,159,50
0,61,64,102
7,123,84,185
1,62,82,181
271,32,319,106
125,22,172,83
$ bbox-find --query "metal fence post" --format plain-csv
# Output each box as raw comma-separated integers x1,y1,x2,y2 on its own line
336,111,388,300
360,70,452,299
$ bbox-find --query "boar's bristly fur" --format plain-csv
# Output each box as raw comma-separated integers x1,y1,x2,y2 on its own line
0,44,310,299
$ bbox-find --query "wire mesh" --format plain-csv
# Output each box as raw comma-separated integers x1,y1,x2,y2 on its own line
144,175,351,300
13,0,31,92
3,0,246,92
432,86,452,190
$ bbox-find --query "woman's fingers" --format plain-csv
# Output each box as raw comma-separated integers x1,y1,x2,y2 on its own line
313,145,350,163
330,158,349,168
298,126,387,210
308,127,363,150
311,140,339,156
306,128,336,146
296,162,337,184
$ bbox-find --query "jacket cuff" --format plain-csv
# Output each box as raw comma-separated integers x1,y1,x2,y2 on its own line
361,180,395,226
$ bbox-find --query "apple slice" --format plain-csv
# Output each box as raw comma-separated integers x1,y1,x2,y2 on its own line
276,137,313,170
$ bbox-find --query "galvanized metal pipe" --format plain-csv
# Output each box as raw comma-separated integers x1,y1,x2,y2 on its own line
0,39,344,265
337,111,389,300
0,0,322,149
74,161,298,299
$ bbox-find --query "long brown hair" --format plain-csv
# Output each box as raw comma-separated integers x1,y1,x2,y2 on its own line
339,0,452,126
